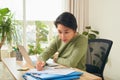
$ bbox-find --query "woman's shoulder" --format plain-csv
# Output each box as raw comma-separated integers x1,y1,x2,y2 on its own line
77,33,88,41
74,33,88,47
75,33,88,45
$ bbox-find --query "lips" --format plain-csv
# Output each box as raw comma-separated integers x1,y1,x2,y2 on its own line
63,39,67,42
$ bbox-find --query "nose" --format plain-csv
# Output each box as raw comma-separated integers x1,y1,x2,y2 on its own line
61,33,65,40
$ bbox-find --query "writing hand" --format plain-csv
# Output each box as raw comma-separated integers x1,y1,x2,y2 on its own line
36,61,45,71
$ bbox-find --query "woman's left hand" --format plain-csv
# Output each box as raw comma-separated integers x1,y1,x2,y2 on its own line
53,52,59,62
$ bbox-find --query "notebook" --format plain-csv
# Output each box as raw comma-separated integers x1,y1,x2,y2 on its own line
17,45,37,67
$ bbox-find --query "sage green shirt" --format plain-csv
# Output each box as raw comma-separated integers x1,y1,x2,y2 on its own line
39,33,88,70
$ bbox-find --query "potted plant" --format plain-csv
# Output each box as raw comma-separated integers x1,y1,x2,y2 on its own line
82,26,99,39
0,8,17,60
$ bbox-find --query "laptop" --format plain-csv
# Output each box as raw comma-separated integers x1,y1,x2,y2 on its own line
17,45,37,67
18,45,59,68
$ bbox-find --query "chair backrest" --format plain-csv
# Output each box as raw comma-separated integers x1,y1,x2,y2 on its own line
86,39,113,75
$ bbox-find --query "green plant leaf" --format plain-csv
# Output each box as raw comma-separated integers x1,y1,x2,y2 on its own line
85,26,91,29
88,34,96,39
82,31,88,35
82,26,99,39
91,30,99,34
0,8,10,16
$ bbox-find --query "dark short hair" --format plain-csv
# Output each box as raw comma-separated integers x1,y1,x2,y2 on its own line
54,12,77,31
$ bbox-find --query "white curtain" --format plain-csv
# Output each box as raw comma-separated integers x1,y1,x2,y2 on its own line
63,0,89,33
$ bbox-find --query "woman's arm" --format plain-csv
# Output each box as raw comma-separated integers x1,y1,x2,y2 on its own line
36,38,58,71
38,38,58,62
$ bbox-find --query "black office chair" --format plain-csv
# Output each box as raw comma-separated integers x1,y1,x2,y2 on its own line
86,39,113,80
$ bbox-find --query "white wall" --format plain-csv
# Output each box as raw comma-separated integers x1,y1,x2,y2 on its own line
89,0,120,80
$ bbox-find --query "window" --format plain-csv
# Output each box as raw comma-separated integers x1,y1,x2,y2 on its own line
0,0,64,53
26,0,63,21
25,0,64,52
0,0,23,20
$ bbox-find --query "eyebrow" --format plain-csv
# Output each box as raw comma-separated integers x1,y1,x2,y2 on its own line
58,29,70,32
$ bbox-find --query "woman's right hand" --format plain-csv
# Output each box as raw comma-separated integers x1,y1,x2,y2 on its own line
36,61,45,71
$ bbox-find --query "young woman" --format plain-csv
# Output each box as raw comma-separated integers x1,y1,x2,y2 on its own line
36,12,88,71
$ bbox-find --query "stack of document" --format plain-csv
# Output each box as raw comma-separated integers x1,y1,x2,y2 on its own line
22,67,83,80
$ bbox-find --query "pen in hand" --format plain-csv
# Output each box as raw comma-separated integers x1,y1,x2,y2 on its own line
36,61,45,71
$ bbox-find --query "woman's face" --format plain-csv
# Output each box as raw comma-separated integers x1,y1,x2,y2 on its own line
57,24,76,43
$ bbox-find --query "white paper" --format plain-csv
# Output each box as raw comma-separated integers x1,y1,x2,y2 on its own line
46,58,59,67
28,66,75,75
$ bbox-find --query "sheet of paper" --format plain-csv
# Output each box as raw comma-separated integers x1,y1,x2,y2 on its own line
28,66,76,75
46,58,59,67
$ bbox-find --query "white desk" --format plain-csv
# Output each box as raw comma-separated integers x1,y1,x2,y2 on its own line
2,57,102,80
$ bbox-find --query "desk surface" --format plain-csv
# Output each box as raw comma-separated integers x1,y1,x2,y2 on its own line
2,57,102,80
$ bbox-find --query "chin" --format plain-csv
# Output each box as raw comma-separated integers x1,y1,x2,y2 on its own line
62,40,69,43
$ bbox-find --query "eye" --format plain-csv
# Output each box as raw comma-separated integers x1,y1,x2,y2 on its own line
65,32,69,34
58,31,62,34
